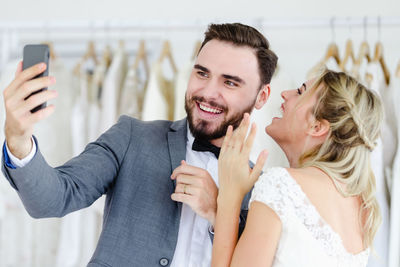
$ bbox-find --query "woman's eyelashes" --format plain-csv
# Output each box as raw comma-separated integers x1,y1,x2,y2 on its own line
297,88,302,95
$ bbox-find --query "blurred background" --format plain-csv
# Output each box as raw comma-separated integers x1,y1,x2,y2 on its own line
0,0,399,266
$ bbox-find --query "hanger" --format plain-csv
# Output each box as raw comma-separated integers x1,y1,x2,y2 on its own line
102,45,112,69
323,42,341,66
158,40,178,74
191,40,202,61
73,41,98,75
355,41,371,65
41,41,57,60
371,17,390,85
132,40,149,75
339,40,355,71
373,41,390,85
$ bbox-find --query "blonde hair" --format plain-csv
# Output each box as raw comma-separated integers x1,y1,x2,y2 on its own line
299,69,383,248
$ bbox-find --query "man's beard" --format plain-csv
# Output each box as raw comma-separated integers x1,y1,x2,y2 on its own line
185,94,256,141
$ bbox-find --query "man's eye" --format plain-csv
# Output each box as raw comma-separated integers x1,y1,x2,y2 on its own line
225,80,237,87
197,71,208,78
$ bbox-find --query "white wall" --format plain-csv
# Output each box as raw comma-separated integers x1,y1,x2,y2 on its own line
0,0,399,85
0,0,399,20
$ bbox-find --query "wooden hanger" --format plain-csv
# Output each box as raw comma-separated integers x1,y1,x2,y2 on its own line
191,40,202,61
339,39,355,71
396,60,400,78
355,41,371,65
323,42,341,66
102,45,112,69
132,40,149,75
73,41,98,75
373,41,390,85
158,40,178,74
41,42,57,60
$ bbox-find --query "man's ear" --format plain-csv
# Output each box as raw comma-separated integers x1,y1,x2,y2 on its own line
308,119,330,137
255,84,270,110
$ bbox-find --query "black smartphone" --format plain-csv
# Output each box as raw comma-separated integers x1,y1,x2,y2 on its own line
22,44,50,113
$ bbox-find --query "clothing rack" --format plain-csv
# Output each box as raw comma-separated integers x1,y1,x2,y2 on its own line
1,16,400,71
1,16,400,31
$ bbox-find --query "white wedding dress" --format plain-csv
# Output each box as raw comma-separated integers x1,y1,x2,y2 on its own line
249,167,370,267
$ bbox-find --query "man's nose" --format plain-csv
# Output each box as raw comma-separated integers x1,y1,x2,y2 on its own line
201,79,220,100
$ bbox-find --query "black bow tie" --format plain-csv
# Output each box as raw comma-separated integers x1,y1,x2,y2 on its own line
192,138,221,158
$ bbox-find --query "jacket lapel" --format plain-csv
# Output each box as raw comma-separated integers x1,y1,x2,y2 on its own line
167,118,187,189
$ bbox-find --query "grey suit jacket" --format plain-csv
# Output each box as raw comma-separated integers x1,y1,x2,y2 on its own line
2,116,252,267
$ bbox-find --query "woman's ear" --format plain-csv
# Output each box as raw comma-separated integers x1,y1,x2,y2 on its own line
308,119,330,137
255,84,270,110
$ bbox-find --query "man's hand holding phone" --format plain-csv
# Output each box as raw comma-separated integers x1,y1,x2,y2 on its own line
3,56,57,159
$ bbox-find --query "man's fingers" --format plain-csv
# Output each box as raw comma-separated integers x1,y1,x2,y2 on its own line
9,63,47,93
24,104,56,125
171,162,205,179
14,61,23,77
171,192,195,205
22,90,58,113
175,174,201,187
13,76,56,101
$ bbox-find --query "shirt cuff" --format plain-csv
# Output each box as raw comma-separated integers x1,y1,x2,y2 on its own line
4,137,36,168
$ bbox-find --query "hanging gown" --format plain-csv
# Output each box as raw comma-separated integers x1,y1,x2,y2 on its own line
173,61,193,121
118,63,148,119
56,59,101,267
388,75,400,267
250,67,295,169
0,58,75,267
98,46,128,134
363,62,390,267
142,61,176,121
0,59,35,267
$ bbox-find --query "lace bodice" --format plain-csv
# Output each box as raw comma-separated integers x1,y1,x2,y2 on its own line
249,167,369,267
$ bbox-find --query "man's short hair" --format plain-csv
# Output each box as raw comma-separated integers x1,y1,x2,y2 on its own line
199,23,278,86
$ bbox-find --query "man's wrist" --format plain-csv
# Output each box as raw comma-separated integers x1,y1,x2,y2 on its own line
6,136,33,159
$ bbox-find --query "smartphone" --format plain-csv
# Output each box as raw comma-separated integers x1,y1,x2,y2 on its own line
22,44,50,113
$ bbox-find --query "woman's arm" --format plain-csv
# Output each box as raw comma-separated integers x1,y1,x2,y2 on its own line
212,113,267,267
231,201,282,267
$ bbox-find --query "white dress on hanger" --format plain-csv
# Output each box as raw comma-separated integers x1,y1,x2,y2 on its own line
0,60,35,267
388,75,400,267
119,65,148,119
142,62,176,121
250,167,370,267
98,46,128,134
362,62,390,267
250,68,294,169
56,61,101,267
173,61,193,121
0,59,75,267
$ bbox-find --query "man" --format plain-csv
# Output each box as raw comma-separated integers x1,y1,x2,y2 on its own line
2,23,277,266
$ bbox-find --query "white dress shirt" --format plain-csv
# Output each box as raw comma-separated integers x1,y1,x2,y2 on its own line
170,126,218,267
6,124,218,267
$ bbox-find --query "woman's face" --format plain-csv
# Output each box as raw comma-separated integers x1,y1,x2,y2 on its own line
266,79,320,148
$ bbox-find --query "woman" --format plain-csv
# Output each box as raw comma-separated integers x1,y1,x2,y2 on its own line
212,70,382,267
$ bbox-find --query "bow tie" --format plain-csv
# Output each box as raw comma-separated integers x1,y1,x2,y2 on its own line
192,138,221,158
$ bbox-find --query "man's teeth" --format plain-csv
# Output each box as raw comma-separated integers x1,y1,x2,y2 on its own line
199,103,222,114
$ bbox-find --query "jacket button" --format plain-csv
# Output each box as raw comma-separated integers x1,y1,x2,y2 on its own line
159,258,169,266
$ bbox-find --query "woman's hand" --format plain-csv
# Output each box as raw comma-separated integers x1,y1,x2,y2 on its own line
218,113,268,201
